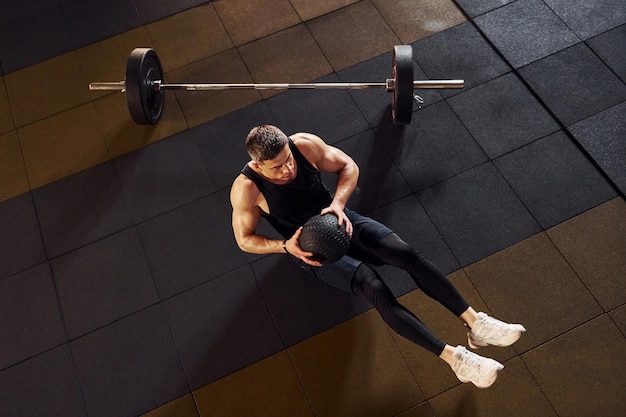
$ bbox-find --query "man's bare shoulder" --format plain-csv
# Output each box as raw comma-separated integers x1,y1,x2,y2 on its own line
290,132,327,162
231,173,260,204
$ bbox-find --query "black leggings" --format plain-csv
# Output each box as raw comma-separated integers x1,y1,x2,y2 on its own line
350,233,470,356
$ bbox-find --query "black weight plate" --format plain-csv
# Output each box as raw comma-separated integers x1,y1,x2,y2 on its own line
125,48,165,125
391,45,414,125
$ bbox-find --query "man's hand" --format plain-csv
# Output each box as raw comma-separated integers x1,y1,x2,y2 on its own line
284,227,323,267
320,203,353,237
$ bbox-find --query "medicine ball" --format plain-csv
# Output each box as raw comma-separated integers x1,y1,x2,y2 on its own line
299,213,351,264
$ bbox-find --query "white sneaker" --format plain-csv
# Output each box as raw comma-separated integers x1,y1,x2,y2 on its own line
451,346,504,388
468,312,526,349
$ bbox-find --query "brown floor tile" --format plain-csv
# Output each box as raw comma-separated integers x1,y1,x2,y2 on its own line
395,402,436,417
169,49,262,127
0,130,29,202
239,24,334,99
77,27,154,101
193,351,314,417
370,0,466,44
429,357,556,417
214,0,301,46
141,393,198,417
610,304,626,336
146,4,233,73
93,89,188,158
391,270,516,399
17,103,109,189
463,232,603,353
522,315,626,417
307,0,401,71
290,0,360,20
5,52,91,128
289,310,423,417
546,198,626,311
0,78,14,134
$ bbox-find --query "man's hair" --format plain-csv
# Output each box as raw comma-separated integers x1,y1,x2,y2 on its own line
245,125,289,162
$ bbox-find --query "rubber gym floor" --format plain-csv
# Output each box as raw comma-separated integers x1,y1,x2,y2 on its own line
0,1,624,416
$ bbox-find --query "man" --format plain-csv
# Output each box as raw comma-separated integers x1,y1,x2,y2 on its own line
230,125,526,388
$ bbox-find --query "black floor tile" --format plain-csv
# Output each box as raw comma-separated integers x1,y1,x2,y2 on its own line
367,195,461,295
134,0,210,24
412,21,511,97
0,193,46,280
587,24,626,84
51,228,159,339
323,129,411,213
543,0,626,40
0,344,86,417
569,102,626,195
162,265,284,389
0,6,73,74
61,0,142,48
447,72,560,158
138,194,247,299
337,51,443,127
453,0,517,17
519,42,626,126
71,305,188,417
33,161,132,258
114,131,215,224
195,101,277,191
0,263,66,370
252,255,371,347
0,0,59,26
377,100,488,192
265,74,370,144
495,131,617,229
417,162,541,266
474,0,579,68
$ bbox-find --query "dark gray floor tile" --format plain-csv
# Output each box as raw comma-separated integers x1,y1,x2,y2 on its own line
519,42,626,126
447,73,560,158
569,102,626,195
51,228,159,339
163,265,284,389
475,0,580,68
33,161,132,258
610,304,626,336
0,5,73,74
0,193,46,280
252,255,371,347
417,162,541,266
195,101,276,190
494,131,617,228
377,100,488,192
0,263,66,370
412,22,511,97
322,129,411,213
71,305,188,417
61,0,142,48
134,0,209,24
265,74,370,144
543,0,626,39
337,51,443,127
453,0,517,17
0,345,86,417
522,315,626,417
587,24,626,84
0,0,59,25
367,195,461,296
114,131,215,223
138,194,247,299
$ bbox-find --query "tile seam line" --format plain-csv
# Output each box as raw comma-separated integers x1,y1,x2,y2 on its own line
452,3,624,197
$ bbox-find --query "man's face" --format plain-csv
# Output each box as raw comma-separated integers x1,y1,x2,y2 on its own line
254,143,296,184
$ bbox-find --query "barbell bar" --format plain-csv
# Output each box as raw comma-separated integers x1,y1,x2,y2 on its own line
89,46,464,126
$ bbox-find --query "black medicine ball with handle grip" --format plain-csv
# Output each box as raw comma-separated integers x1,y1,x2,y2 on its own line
299,214,351,264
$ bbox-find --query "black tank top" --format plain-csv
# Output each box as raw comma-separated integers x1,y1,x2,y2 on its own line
241,139,333,238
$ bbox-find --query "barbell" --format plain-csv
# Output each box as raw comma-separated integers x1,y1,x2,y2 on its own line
89,45,463,125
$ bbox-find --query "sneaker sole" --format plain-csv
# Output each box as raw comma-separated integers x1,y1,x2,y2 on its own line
467,331,523,349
